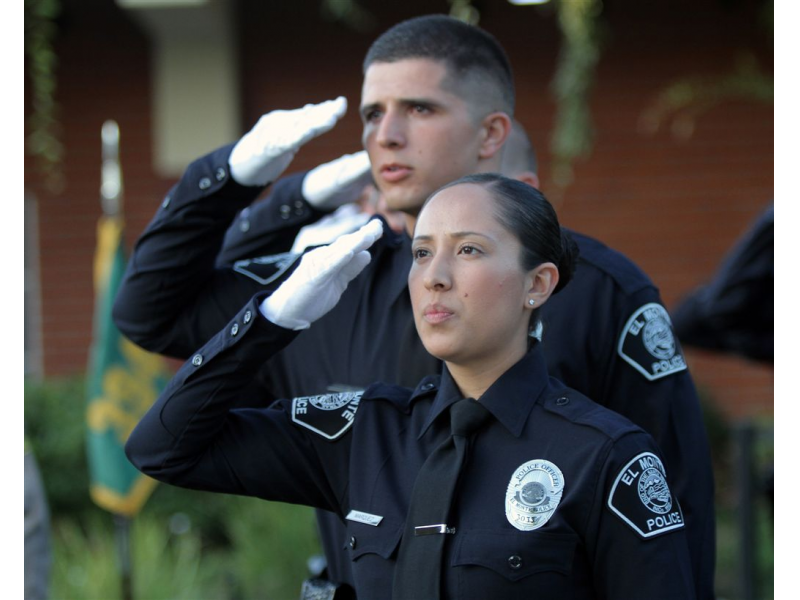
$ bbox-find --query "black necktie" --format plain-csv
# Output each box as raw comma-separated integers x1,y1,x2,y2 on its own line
392,398,492,600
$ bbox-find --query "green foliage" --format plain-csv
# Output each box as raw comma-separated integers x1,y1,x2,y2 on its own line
549,0,603,191
448,0,480,26
24,0,64,193
714,482,774,599
25,376,93,518
640,54,773,141
27,375,322,598
51,515,229,600
320,0,377,33
219,498,321,599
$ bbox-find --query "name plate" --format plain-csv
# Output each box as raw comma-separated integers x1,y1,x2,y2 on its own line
346,510,384,527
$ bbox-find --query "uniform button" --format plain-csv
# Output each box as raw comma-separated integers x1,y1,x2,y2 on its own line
556,396,570,406
243,310,252,324
508,555,522,569
349,536,357,549
198,177,212,190
239,219,250,232
293,200,305,215
161,195,171,209
421,383,435,391
230,323,239,337
191,354,203,367
279,204,291,220
215,167,226,181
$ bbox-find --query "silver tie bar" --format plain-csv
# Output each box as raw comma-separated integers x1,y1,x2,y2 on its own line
414,524,456,536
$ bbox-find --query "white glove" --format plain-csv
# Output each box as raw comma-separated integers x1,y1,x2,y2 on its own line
302,151,373,211
229,97,348,186
260,219,384,330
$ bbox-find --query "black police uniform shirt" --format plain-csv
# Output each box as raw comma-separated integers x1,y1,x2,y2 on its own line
672,204,773,363
113,144,715,598
125,297,696,600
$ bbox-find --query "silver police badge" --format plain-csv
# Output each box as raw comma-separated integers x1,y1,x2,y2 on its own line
505,459,564,532
617,303,687,381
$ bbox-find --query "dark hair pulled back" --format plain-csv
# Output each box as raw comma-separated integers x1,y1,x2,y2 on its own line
433,173,578,294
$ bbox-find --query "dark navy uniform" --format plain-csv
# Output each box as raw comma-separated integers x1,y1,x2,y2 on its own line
113,145,715,598
125,296,696,600
672,205,773,363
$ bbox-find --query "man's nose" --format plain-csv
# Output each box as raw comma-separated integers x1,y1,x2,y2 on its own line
376,110,406,149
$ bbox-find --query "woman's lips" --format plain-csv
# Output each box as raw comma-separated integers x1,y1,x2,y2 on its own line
380,164,412,183
423,305,454,324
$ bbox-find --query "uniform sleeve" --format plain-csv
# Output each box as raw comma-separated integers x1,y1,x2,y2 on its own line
597,287,716,599
111,145,308,359
544,264,715,598
671,205,773,362
216,171,328,267
587,431,696,600
124,295,351,514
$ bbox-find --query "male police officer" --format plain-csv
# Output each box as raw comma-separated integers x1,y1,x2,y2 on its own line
114,15,715,598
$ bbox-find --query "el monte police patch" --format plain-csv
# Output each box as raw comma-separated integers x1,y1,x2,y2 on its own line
607,452,684,539
291,392,363,441
233,252,299,285
617,303,687,381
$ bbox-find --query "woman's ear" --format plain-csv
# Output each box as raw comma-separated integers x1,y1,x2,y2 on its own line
525,262,559,309
478,112,512,160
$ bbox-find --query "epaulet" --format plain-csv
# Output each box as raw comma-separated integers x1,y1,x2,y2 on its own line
362,381,417,413
540,382,640,442
568,229,655,296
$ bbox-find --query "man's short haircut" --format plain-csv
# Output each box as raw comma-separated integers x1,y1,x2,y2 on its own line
363,15,515,116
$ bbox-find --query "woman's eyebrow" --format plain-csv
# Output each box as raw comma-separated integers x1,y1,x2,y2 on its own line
412,231,494,243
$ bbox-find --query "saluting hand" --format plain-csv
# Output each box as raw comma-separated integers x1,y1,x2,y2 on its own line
302,150,372,211
260,219,384,330
229,97,348,187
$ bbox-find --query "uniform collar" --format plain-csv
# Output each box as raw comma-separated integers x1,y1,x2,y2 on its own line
418,343,550,439
389,229,412,305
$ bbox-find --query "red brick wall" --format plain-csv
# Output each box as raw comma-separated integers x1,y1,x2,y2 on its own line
25,0,772,419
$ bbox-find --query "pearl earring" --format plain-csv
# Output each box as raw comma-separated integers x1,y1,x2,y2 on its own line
528,299,535,306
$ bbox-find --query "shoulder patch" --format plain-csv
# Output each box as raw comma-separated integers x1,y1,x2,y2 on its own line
233,252,299,285
617,303,687,381
291,392,363,441
607,452,684,538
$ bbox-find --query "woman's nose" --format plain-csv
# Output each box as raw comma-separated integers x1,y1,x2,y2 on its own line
424,256,452,291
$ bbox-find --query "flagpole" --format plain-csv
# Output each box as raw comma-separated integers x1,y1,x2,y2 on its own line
101,121,122,217
101,119,133,600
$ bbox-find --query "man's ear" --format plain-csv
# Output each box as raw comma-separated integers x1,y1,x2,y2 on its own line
478,112,512,160
514,171,540,190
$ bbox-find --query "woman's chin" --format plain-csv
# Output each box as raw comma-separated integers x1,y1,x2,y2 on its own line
419,338,458,364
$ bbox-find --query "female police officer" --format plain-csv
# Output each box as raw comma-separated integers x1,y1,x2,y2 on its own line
126,173,695,599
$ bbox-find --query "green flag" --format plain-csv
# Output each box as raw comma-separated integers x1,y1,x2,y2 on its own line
86,216,170,516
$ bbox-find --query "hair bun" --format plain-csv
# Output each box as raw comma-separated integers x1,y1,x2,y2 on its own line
553,228,579,294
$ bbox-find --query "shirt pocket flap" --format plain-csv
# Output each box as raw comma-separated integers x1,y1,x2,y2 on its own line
451,529,578,582
345,518,404,561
